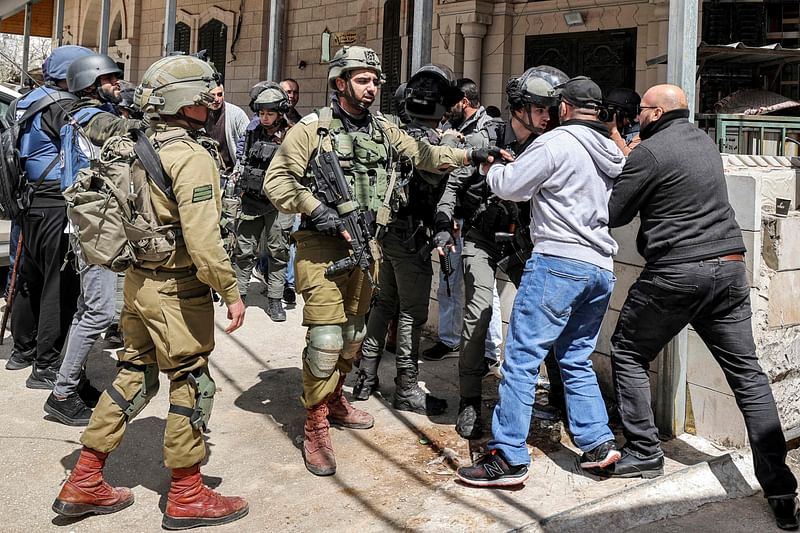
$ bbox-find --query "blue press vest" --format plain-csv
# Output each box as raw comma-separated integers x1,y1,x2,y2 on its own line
16,86,64,184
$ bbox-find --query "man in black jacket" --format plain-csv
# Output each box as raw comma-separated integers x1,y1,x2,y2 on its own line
605,84,799,530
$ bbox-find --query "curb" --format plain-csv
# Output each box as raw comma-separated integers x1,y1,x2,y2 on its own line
513,451,760,533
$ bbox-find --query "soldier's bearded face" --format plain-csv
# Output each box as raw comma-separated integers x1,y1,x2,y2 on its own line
337,68,380,111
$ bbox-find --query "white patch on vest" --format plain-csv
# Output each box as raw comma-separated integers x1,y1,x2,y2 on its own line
300,112,319,125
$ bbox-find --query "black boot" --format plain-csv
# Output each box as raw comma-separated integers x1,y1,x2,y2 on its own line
267,298,286,322
393,369,447,415
455,397,483,439
352,356,380,401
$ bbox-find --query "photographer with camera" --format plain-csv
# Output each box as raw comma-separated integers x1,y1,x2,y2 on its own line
603,87,641,156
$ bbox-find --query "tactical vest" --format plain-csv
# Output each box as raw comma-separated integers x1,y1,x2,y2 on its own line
240,127,280,199
400,123,445,228
312,107,396,215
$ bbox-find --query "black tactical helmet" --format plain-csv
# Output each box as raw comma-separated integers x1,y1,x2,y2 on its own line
392,83,409,123
405,64,464,121
66,53,123,94
605,88,641,121
506,65,569,109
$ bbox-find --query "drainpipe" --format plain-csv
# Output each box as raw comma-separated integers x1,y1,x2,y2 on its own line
99,0,110,54
163,0,177,56
266,0,285,81
410,0,432,73
655,0,698,438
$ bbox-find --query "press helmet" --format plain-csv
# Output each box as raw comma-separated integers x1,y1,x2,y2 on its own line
42,45,93,84
133,55,221,116
66,53,123,94
506,65,569,110
252,82,290,114
404,64,464,121
327,46,383,91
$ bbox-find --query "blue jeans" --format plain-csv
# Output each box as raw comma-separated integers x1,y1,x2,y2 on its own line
489,253,615,465
54,263,117,397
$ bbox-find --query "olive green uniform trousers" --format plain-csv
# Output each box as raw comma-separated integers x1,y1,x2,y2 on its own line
81,268,214,469
293,230,378,407
232,206,294,300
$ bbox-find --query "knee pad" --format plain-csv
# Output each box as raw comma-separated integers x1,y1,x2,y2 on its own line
168,367,216,432
340,315,366,360
304,324,344,379
106,362,160,421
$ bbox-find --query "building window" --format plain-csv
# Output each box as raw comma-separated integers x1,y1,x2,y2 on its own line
199,19,227,81
175,22,191,55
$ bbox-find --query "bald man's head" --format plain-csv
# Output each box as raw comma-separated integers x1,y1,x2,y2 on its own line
644,84,688,112
638,84,689,129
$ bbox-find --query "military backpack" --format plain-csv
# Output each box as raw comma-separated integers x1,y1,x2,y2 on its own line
62,129,182,272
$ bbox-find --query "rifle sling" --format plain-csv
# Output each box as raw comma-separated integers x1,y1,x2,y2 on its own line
130,128,175,200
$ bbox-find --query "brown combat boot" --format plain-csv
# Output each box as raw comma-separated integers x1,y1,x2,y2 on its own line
162,464,249,530
327,375,374,429
303,402,336,476
52,447,134,517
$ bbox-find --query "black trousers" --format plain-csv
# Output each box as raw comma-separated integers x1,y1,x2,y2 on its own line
10,206,78,368
611,258,797,497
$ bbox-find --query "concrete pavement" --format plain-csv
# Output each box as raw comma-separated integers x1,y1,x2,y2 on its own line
0,285,793,532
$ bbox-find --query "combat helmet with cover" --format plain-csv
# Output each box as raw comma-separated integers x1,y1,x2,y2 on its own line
327,46,383,90
252,82,290,113
134,55,220,116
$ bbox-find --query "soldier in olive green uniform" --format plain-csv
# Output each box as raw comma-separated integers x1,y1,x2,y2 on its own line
53,56,249,530
263,46,487,477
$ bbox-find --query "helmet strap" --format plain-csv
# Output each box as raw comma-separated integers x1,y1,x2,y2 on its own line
175,110,207,130
342,78,368,114
512,106,542,135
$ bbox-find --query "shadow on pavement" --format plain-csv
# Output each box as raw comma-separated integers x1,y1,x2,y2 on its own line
235,367,305,450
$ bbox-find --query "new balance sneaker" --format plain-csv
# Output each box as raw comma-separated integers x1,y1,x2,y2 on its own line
422,342,459,361
580,439,622,470
456,449,529,487
26,366,58,390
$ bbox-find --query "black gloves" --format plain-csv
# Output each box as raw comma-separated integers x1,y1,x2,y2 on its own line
469,146,504,165
433,212,454,249
310,203,344,236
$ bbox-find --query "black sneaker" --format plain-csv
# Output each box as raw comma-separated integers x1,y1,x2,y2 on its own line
26,366,58,390
283,285,297,306
5,348,35,370
77,378,102,408
768,496,800,531
580,439,622,469
267,298,287,322
456,449,529,487
422,342,459,361
596,449,664,479
44,392,93,426
104,323,124,348
455,398,483,440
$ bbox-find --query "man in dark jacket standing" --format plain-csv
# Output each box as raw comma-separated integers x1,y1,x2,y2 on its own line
605,84,799,530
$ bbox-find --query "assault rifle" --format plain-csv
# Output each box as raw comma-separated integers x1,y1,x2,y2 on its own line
310,150,379,285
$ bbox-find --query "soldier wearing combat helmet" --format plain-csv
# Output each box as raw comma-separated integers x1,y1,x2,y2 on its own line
263,46,501,476
53,55,249,530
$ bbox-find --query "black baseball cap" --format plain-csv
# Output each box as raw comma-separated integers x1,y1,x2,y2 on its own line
557,76,603,107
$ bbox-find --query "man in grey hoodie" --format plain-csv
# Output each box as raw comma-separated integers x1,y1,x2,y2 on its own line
457,76,625,487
